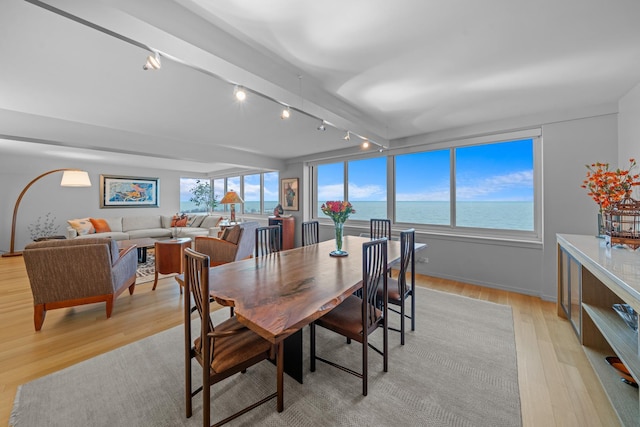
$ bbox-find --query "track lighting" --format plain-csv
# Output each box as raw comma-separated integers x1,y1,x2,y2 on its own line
281,107,290,119
317,120,326,131
362,140,370,149
234,86,246,101
142,52,161,70
344,131,350,141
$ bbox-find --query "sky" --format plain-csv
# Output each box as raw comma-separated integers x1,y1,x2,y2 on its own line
318,138,534,202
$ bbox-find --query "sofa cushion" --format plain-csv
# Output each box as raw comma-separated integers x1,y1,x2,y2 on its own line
68,218,95,236
187,214,206,228
161,215,173,228
222,225,242,245
104,217,123,232
171,215,188,227
122,215,162,231
128,228,172,239
200,215,223,228
89,218,111,233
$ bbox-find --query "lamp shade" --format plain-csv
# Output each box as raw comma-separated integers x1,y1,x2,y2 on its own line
60,170,92,187
220,190,244,204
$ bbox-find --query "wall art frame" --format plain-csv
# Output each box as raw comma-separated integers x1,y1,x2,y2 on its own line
100,175,159,208
280,177,299,211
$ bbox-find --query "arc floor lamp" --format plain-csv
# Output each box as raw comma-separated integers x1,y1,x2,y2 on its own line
2,169,92,257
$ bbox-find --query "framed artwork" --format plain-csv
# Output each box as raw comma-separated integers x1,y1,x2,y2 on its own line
100,175,159,208
280,177,299,211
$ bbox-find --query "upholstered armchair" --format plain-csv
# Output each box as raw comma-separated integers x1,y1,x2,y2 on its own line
193,221,259,266
23,237,137,331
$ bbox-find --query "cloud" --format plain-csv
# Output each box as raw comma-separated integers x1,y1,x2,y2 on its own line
457,170,533,200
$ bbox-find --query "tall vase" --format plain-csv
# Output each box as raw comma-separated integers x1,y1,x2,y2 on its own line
330,220,348,257
597,212,605,238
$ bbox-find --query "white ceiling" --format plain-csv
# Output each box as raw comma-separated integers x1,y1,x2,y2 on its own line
2,0,640,174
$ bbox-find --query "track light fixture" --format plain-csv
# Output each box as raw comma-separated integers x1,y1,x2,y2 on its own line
234,85,247,101
344,131,350,141
142,51,161,70
317,120,326,131
281,107,290,119
362,140,370,149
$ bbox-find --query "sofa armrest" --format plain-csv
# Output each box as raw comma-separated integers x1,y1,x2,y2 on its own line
111,244,138,292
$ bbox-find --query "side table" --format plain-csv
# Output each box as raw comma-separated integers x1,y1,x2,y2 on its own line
153,238,192,292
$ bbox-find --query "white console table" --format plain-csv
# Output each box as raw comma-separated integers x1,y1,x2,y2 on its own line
557,234,640,426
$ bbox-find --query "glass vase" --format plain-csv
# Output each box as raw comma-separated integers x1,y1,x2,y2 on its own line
330,220,348,257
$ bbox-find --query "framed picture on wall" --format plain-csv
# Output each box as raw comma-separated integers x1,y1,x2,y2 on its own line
100,175,159,208
280,178,299,211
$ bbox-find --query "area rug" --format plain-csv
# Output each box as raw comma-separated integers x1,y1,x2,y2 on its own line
9,288,521,426
135,249,177,284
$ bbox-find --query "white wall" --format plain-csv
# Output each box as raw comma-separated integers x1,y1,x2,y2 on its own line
0,154,185,253
619,81,640,199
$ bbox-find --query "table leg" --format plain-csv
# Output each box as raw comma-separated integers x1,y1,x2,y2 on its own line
138,247,147,263
283,329,303,383
277,341,284,412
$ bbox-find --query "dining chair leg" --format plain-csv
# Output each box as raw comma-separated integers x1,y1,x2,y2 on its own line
203,360,210,427
309,322,316,372
411,287,416,332
362,332,368,396
400,296,406,345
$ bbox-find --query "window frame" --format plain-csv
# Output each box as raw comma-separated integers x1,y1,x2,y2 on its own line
310,129,542,242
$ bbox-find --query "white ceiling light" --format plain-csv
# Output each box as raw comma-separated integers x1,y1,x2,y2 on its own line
234,85,247,101
281,107,290,119
362,140,370,149
142,52,161,70
317,120,326,131
344,131,350,141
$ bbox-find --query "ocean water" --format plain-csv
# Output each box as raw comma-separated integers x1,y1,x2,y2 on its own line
321,201,533,231
181,200,534,231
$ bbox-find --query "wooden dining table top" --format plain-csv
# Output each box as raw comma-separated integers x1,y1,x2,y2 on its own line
205,235,425,344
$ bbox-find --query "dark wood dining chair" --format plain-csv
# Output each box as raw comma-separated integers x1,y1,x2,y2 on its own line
301,220,320,246
377,228,415,345
183,248,280,426
370,218,392,276
255,225,281,257
309,238,388,396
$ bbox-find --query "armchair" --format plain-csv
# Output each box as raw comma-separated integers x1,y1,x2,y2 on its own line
193,221,258,266
23,237,137,331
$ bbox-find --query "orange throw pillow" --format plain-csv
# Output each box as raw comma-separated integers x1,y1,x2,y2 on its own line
90,218,111,233
171,215,188,227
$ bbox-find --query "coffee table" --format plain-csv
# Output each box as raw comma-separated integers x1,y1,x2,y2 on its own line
117,238,157,263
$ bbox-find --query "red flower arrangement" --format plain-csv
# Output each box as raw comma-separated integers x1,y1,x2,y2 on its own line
582,158,640,213
320,201,356,223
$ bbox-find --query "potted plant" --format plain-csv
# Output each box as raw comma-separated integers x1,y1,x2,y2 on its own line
28,212,62,241
189,179,218,214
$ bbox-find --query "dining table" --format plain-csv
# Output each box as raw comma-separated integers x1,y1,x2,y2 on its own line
189,235,425,412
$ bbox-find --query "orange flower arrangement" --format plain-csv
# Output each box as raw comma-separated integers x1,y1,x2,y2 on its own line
321,201,356,223
582,158,640,213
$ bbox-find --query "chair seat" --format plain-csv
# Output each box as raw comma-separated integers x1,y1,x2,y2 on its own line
377,277,409,303
316,295,381,338
194,315,272,373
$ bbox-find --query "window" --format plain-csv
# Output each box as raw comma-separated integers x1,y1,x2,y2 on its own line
180,178,212,213
348,157,387,221
455,139,534,230
243,174,261,214
212,179,225,212
312,131,540,239
395,150,450,225
263,172,279,214
316,163,345,217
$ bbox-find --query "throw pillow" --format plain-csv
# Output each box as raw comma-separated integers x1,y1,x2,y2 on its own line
222,225,242,245
89,218,111,233
187,214,205,228
171,214,188,227
200,215,223,229
67,218,95,236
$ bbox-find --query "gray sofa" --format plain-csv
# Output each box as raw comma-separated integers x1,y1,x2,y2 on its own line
67,214,224,241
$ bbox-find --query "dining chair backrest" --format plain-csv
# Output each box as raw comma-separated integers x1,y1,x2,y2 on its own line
183,248,215,365
363,237,388,327
397,228,415,292
255,225,281,257
301,220,320,246
370,218,392,241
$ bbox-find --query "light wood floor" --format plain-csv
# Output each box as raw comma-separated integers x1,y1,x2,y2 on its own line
0,255,620,426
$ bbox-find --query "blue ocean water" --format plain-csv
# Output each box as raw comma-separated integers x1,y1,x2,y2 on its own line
181,200,534,231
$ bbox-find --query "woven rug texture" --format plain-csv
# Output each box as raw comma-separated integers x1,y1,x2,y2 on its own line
10,287,521,426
